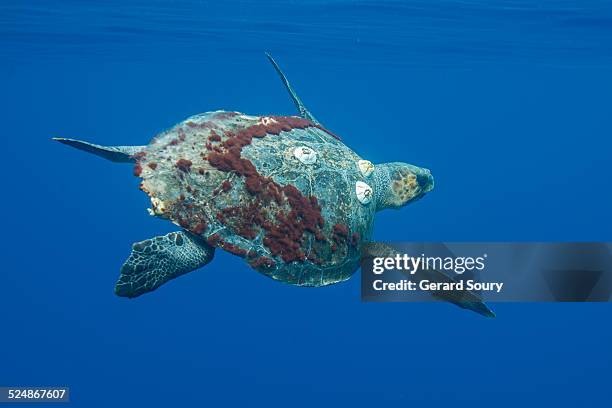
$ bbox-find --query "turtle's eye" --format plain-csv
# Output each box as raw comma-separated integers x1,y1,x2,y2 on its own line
364,190,371,198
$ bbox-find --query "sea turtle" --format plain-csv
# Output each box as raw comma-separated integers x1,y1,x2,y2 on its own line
55,54,493,317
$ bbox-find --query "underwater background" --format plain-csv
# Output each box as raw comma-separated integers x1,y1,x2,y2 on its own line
1,0,611,406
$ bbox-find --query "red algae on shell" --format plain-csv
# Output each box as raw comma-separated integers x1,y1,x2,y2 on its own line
206,116,328,263
221,241,248,257
350,232,360,247
192,221,207,235
133,163,143,177
249,256,276,270
176,158,193,172
135,112,350,268
332,223,350,245
208,130,222,142
206,233,222,246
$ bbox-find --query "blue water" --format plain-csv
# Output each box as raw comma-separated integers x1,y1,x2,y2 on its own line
1,1,611,406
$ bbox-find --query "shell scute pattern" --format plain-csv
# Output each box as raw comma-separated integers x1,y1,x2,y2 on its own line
135,111,374,286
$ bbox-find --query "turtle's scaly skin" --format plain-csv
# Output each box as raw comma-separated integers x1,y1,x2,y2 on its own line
136,111,375,286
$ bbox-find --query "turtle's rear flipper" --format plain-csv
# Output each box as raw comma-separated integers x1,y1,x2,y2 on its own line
362,243,495,318
52,137,145,163
115,231,214,298
424,269,495,318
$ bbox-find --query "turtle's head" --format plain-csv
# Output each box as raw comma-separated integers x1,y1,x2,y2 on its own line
373,162,434,211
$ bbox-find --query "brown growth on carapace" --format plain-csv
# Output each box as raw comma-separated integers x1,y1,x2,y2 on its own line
206,116,329,263
176,158,192,172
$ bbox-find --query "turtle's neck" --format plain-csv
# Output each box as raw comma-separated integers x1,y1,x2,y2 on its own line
372,164,395,212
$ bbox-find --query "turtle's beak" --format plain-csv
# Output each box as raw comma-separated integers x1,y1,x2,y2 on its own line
417,168,434,193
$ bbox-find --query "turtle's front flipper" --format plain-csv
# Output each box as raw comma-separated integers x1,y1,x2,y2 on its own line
362,243,495,318
265,52,320,125
115,231,214,298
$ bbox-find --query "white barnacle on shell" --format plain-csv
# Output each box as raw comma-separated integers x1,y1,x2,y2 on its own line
355,181,373,205
293,146,317,165
260,116,278,126
358,159,374,177
149,197,166,215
